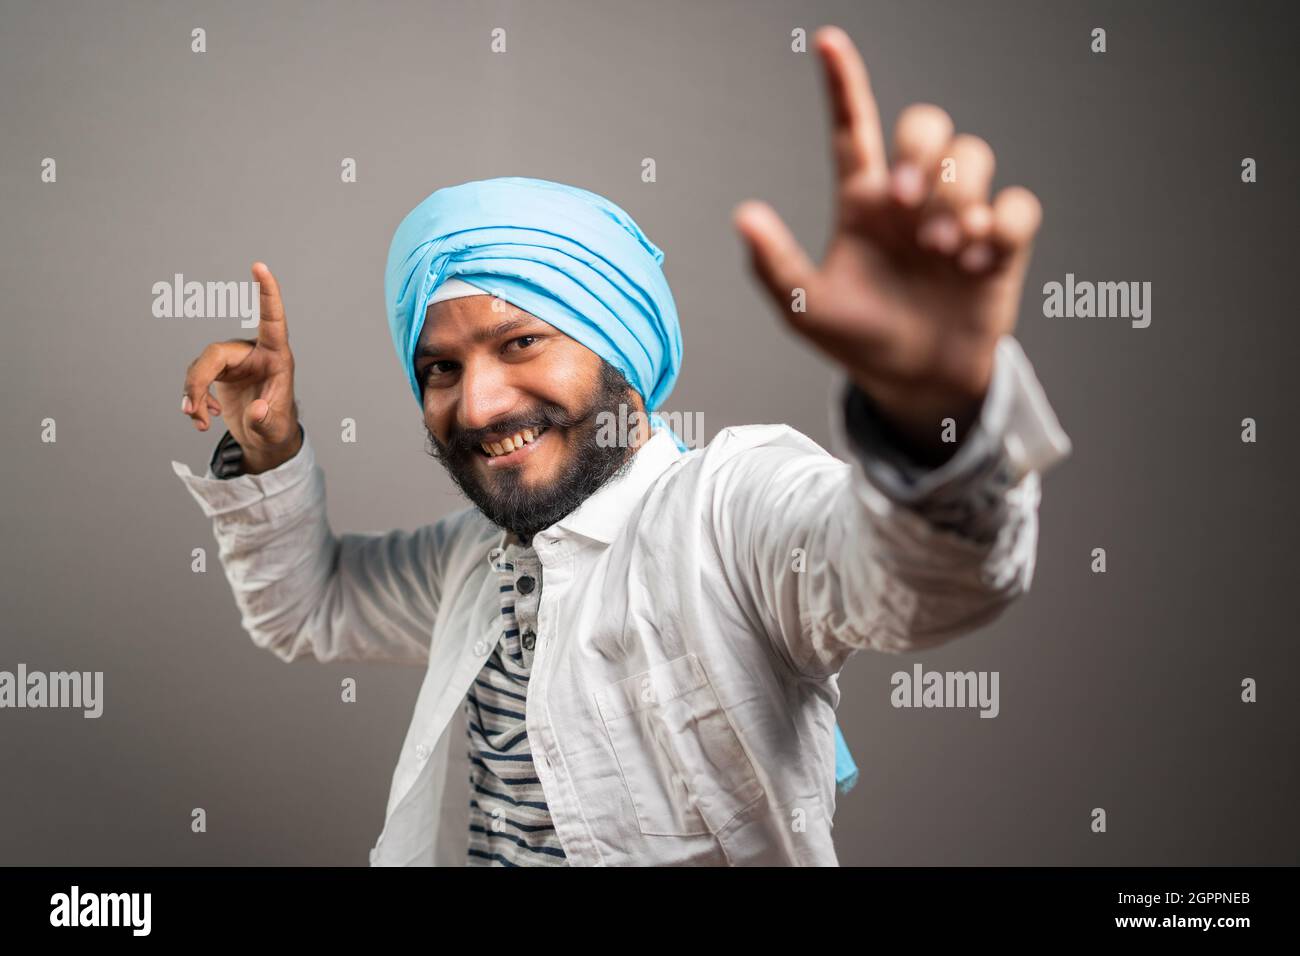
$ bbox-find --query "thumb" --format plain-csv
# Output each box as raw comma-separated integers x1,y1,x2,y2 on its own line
243,397,276,440
733,200,818,315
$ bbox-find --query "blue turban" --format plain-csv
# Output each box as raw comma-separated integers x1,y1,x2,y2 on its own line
384,176,683,435
382,175,858,796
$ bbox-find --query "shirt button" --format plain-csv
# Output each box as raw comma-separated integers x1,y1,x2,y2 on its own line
516,575,536,595
473,640,489,656
521,629,536,651
414,744,428,761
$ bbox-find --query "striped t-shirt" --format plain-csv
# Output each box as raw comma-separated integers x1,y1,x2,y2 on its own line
466,543,567,866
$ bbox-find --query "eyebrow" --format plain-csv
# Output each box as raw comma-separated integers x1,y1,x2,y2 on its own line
415,316,540,361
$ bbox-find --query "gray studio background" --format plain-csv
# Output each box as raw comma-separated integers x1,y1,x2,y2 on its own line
2,0,1296,865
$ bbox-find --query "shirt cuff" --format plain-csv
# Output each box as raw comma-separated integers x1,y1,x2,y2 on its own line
170,424,315,519
826,335,1072,537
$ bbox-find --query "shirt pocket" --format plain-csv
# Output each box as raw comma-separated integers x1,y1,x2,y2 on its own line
594,652,765,837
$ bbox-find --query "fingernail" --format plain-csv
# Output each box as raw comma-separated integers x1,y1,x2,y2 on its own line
918,215,960,253
960,242,995,273
181,395,193,414
890,164,924,205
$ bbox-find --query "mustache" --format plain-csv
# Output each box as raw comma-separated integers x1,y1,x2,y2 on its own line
431,400,592,459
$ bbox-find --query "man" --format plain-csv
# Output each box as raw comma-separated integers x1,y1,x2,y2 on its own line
171,26,1070,865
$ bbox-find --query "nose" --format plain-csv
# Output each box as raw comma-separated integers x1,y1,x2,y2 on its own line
455,358,520,434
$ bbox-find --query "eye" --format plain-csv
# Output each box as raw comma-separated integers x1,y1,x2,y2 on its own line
420,360,458,386
504,334,539,353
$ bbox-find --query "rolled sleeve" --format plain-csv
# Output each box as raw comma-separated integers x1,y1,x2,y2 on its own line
828,335,1072,544
171,424,317,526
170,424,446,665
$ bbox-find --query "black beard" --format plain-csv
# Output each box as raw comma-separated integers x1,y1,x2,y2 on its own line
425,361,637,544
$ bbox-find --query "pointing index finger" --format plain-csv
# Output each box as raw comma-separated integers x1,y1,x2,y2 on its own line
252,261,289,351
815,25,888,192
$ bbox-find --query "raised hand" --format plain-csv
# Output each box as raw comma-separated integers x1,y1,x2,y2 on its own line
734,25,1043,464
180,262,302,474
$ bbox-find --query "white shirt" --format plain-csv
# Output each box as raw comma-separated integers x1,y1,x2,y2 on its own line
171,335,1071,866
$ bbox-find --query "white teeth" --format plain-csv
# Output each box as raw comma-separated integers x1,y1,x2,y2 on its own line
489,442,505,456
501,436,516,453
522,428,534,443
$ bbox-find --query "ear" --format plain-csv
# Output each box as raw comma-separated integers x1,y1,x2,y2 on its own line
628,393,655,449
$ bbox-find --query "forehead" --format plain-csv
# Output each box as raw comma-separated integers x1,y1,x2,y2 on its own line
418,295,550,347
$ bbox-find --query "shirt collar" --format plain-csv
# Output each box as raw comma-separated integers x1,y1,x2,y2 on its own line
551,427,684,545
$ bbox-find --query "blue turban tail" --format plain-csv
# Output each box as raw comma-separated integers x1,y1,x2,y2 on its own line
383,175,858,796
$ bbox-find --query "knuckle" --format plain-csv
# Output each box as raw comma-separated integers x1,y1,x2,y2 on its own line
1011,185,1041,209
994,187,1043,242
952,133,995,165
841,168,887,207
1000,185,1042,218
897,103,952,138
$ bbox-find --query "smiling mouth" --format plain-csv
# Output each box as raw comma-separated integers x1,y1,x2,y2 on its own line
478,425,550,467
